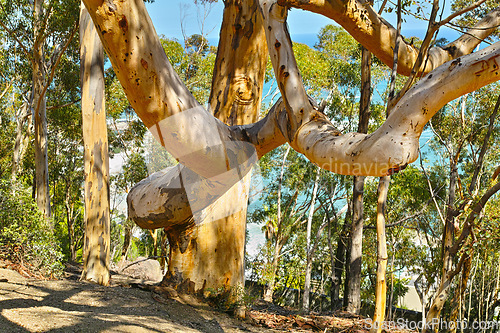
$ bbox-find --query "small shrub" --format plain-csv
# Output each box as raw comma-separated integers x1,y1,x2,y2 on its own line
0,180,64,277
204,285,257,313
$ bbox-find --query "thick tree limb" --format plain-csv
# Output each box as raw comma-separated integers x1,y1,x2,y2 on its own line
279,0,500,75
261,0,500,176
82,0,500,229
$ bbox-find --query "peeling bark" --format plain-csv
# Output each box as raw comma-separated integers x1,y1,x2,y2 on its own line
80,3,110,286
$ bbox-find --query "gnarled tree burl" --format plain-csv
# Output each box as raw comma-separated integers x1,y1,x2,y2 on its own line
82,0,500,311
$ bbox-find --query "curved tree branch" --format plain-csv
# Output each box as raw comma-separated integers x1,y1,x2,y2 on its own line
260,0,500,176
279,0,500,75
81,0,500,229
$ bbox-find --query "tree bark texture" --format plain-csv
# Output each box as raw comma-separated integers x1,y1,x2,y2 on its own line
302,166,321,312
12,103,31,182
346,45,372,315
280,0,500,76
371,176,389,333
80,3,111,286
81,0,500,299
156,0,267,302
82,0,500,182
33,0,50,218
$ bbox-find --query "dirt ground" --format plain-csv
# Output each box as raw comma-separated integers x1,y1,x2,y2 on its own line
0,266,416,333
0,268,269,333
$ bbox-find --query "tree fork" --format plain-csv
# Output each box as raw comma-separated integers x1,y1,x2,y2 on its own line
157,0,268,311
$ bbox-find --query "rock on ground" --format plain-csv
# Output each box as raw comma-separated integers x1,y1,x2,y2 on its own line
116,257,164,283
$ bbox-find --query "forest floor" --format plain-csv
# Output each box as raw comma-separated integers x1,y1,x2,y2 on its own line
0,264,416,333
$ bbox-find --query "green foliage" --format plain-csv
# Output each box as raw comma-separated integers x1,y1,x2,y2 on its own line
451,0,499,42
205,285,256,313
0,180,64,276
160,35,216,105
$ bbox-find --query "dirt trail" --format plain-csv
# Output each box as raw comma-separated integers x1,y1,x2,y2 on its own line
0,268,267,333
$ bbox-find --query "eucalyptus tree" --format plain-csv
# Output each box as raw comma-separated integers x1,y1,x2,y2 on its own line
0,0,80,218
419,86,500,329
81,0,500,316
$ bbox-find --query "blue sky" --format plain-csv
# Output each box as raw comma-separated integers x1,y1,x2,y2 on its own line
145,0,461,47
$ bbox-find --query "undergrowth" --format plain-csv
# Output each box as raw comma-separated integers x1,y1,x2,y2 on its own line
0,180,64,278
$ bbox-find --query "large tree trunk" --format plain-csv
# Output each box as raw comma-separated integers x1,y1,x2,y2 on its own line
82,0,500,303
33,0,50,219
83,0,500,184
80,3,110,286
159,1,267,312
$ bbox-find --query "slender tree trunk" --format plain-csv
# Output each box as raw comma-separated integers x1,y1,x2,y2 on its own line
448,254,473,333
346,175,365,314
387,247,395,321
345,44,372,313
12,103,30,182
263,145,291,302
149,229,158,257
331,215,349,310
424,163,458,331
80,3,110,285
65,180,77,261
263,242,282,302
302,166,321,312
371,176,389,333
160,229,167,272
33,0,50,219
121,222,132,261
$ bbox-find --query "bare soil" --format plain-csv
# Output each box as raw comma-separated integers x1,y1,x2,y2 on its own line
0,267,266,333
0,266,416,333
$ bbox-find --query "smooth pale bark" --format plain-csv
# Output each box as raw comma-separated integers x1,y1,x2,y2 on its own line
80,4,110,286
302,166,321,312
12,103,31,182
33,0,50,218
259,0,500,177
83,0,500,181
146,0,268,304
280,0,500,76
371,176,389,333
